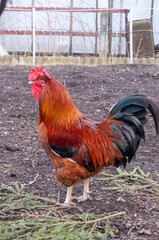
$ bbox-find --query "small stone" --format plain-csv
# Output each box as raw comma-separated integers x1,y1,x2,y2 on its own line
117,197,126,202
113,226,120,235
138,228,152,235
125,221,132,228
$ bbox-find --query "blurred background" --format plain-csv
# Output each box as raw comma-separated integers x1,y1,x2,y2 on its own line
0,0,159,59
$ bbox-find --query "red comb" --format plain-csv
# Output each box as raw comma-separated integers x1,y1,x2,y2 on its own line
29,67,51,81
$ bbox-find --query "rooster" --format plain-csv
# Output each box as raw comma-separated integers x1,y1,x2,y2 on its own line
29,67,159,205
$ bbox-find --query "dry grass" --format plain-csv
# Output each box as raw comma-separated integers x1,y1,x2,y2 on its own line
98,167,159,200
0,182,124,240
0,167,158,240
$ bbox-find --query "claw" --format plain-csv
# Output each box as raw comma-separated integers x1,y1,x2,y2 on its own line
56,201,76,208
77,193,92,202
73,191,92,202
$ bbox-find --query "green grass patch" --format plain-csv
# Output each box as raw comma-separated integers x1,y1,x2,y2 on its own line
0,182,125,240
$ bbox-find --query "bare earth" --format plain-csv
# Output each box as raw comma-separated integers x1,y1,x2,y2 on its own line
0,64,159,239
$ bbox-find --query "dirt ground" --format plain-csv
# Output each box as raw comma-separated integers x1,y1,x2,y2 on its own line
0,64,159,239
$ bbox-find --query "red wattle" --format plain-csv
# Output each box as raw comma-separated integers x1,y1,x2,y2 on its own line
32,83,44,100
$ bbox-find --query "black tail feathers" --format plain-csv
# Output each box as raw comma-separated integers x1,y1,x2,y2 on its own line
109,95,159,167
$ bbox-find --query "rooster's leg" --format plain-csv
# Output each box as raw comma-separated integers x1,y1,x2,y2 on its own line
73,177,92,202
64,185,74,205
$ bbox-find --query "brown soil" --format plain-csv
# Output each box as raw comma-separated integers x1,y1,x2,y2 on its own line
0,64,159,239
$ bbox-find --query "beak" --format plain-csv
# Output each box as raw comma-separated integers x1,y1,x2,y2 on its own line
28,81,34,84
28,80,45,84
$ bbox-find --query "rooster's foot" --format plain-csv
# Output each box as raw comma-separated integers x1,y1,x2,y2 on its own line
56,201,76,208
73,191,92,202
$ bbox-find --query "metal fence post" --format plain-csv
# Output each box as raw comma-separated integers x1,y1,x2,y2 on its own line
129,7,133,64
99,12,108,57
69,0,73,55
32,0,36,66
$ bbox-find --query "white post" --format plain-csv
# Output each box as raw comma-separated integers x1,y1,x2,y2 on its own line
129,6,133,64
99,12,108,57
32,0,36,66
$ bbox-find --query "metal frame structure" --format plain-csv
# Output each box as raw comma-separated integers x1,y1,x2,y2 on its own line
0,6,130,63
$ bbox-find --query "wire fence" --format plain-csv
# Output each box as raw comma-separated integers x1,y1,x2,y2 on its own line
0,7,129,56
0,0,159,64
